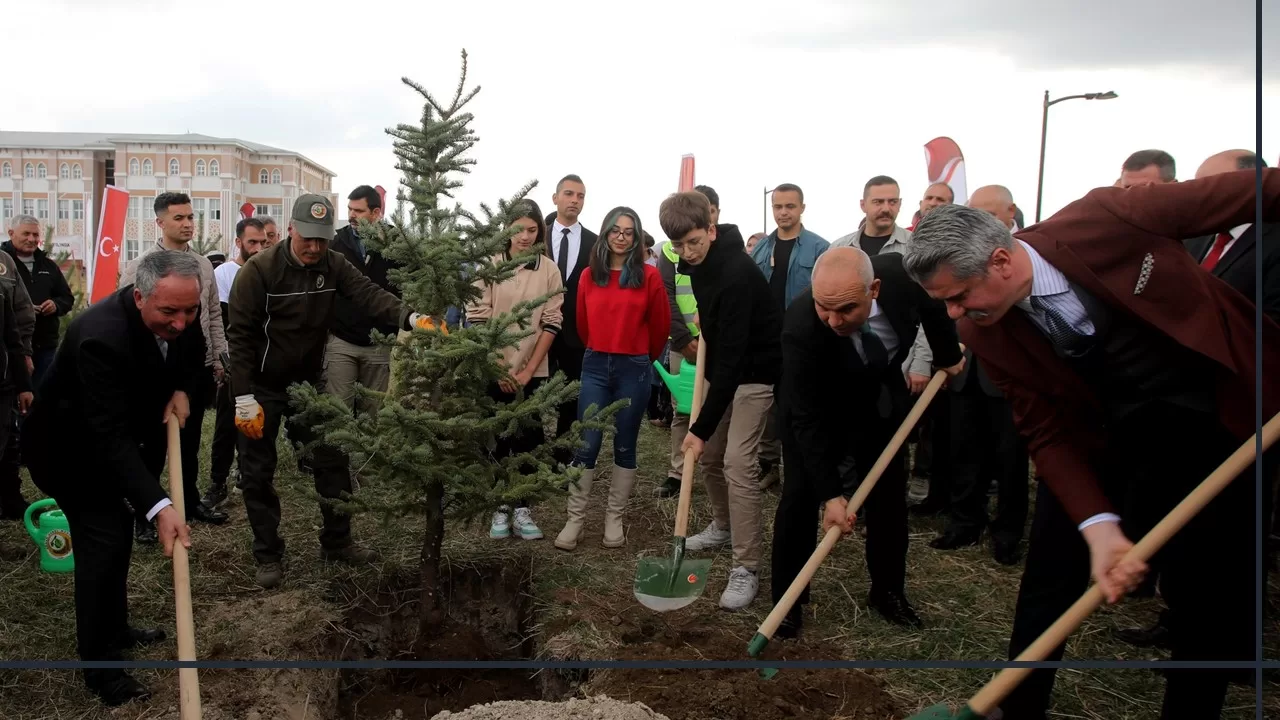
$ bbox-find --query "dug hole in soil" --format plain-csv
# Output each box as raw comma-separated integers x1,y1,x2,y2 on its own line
326,553,902,720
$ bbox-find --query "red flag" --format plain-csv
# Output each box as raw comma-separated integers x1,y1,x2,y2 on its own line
375,185,386,209
239,202,255,220
678,155,695,192
923,137,968,205
91,186,129,304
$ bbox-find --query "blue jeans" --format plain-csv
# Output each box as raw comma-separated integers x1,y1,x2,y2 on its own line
574,350,652,470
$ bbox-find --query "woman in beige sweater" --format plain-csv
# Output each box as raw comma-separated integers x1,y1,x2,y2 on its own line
467,199,564,541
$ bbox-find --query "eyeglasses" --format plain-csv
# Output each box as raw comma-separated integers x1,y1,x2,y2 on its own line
608,227,635,240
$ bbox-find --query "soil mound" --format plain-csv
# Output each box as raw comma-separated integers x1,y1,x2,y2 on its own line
431,695,671,720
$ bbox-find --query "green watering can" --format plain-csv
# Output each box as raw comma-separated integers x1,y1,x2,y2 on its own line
25,498,73,573
653,357,698,415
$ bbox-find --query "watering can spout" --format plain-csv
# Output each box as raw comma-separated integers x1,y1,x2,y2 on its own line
652,357,698,415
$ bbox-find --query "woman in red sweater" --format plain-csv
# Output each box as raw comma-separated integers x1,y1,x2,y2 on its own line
554,207,671,551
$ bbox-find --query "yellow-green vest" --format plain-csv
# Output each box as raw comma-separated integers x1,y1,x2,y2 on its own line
663,241,699,338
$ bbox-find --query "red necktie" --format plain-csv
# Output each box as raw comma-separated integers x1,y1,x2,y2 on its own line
1200,232,1232,271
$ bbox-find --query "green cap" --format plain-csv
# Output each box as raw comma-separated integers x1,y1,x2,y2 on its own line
290,193,335,239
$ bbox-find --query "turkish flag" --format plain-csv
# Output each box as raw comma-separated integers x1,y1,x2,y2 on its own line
240,202,255,220
375,185,386,209
678,155,695,192
90,186,129,304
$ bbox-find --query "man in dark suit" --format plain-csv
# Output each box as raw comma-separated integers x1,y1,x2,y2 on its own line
544,174,598,465
772,246,963,635
22,250,201,706
903,169,1280,719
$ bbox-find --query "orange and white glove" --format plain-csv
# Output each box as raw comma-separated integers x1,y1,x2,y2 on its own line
409,312,449,335
234,394,265,439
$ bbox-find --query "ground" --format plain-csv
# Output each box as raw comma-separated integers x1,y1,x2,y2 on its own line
0,414,1275,719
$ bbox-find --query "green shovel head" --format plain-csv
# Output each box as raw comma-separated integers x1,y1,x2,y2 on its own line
904,703,984,720
634,539,711,612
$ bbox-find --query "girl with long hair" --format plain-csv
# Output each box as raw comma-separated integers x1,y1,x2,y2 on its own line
467,199,564,541
554,207,670,551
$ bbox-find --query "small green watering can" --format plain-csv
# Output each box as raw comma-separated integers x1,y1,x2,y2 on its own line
24,498,73,573
653,357,698,415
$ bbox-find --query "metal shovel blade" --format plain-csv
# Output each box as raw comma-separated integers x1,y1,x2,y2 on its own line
633,548,711,613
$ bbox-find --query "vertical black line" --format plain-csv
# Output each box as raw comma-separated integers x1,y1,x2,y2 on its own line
1256,0,1265,712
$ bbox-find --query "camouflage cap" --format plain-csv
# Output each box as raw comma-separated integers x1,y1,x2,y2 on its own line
290,194,335,239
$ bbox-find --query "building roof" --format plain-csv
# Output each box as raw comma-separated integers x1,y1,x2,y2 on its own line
0,131,336,177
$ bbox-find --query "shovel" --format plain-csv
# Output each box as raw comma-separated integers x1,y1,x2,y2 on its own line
166,415,202,719
907,410,1280,720
748,356,957,674
635,339,713,612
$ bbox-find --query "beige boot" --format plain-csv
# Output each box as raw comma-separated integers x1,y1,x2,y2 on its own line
602,466,638,548
554,467,594,551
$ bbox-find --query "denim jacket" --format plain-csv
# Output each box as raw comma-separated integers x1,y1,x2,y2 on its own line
749,227,830,308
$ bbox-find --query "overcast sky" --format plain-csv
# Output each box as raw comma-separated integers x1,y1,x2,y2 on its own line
13,0,1275,240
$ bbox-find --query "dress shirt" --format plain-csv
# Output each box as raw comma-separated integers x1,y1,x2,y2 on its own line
550,220,583,283
851,299,899,363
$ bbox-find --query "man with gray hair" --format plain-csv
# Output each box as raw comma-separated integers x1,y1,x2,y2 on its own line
21,249,205,706
1119,149,1177,188
0,215,39,520
902,168,1280,719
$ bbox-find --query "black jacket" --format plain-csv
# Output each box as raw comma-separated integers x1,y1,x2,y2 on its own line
329,225,403,346
21,287,204,511
1183,222,1280,323
546,221,597,357
678,224,781,440
1,242,74,351
779,253,961,501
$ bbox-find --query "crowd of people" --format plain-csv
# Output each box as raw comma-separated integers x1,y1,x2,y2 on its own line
2,146,1276,720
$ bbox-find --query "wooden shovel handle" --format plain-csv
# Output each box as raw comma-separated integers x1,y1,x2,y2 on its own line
968,410,1280,716
166,416,202,719
673,338,708,539
756,351,959,640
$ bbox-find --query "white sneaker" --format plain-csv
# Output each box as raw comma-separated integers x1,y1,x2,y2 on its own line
684,521,731,551
719,566,758,611
513,507,543,540
489,508,510,539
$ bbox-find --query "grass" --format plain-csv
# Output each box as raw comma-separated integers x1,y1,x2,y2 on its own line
0,412,1274,719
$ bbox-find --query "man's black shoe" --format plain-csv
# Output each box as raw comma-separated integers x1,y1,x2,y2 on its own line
929,530,981,551
775,606,803,640
654,476,680,498
190,502,228,525
1114,618,1173,650
116,627,166,649
992,538,1022,566
134,520,157,545
86,669,151,707
201,482,228,508
868,589,923,628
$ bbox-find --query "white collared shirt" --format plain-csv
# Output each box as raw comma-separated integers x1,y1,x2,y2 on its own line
549,219,583,283
851,299,900,363
1202,223,1252,261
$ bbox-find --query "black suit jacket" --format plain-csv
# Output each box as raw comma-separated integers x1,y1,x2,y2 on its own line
948,348,1002,397
329,224,403,346
21,286,206,512
779,252,961,501
1183,222,1280,323
545,219,597,354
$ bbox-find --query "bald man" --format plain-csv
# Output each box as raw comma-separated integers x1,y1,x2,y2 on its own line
968,185,1019,230
772,247,963,633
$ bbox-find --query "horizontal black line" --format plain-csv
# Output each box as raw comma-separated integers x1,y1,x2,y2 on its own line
0,661,1276,670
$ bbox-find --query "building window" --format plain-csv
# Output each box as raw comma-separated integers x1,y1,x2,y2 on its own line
169,159,180,176
58,200,70,220
59,163,70,179
36,199,49,220
130,158,140,175
258,169,269,183
196,159,206,176
209,199,221,221
192,198,206,224
271,169,282,184
209,160,219,176
72,163,83,179
127,196,153,220
37,163,47,179
255,203,282,218
73,200,84,220
142,159,152,175
24,163,34,178
21,200,34,217
1,200,12,220
1,162,9,178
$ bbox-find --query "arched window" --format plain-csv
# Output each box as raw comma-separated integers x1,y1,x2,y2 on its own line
271,169,281,184
209,160,219,176
195,159,206,176
24,163,34,178
129,158,140,175
259,169,269,183
59,163,69,179
36,163,47,179
142,159,152,175
72,163,82,179
169,159,180,176
1,162,10,178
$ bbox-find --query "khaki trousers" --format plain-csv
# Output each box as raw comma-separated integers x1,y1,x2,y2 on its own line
699,382,774,570
324,335,392,416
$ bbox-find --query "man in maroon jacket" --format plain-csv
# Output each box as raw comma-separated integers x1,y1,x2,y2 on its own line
903,169,1280,720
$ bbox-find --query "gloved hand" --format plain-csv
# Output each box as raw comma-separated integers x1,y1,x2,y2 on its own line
409,312,449,335
235,394,265,439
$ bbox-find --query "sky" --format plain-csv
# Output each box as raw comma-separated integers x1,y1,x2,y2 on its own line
10,0,1276,241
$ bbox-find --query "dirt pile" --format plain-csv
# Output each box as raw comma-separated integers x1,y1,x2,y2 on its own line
430,696,671,720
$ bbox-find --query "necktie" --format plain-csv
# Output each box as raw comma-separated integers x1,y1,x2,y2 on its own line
557,228,570,280
859,325,889,370
1029,295,1090,354
1200,232,1232,272
157,338,168,361
352,230,367,264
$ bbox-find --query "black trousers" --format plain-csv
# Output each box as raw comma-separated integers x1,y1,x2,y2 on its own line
131,373,212,524
210,378,237,487
772,390,910,606
1000,402,1253,720
551,342,584,466
917,392,953,506
60,497,136,663
944,383,1029,543
0,391,20,506
238,384,352,564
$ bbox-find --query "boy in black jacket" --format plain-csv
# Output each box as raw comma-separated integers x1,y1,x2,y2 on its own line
657,191,781,611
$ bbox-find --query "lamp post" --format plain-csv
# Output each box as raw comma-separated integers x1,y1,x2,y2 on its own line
1035,89,1118,223
762,186,770,234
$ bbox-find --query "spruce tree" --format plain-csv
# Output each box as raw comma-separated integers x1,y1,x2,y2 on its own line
290,50,621,646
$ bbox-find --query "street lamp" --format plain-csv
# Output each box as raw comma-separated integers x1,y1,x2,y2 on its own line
1034,89,1118,223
